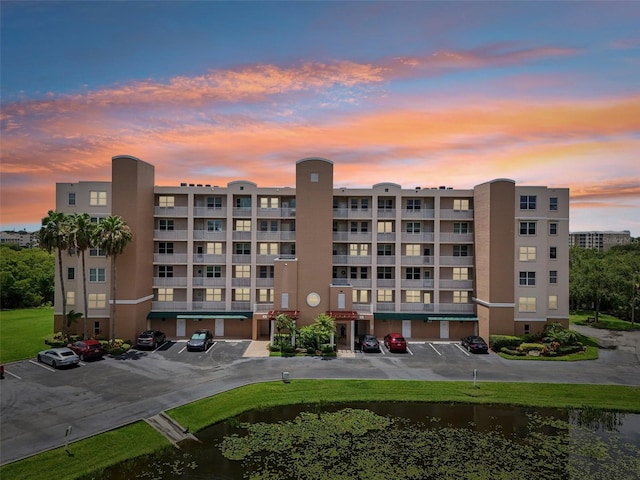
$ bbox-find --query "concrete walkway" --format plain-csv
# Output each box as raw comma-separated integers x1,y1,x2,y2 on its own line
145,412,199,447
242,340,270,357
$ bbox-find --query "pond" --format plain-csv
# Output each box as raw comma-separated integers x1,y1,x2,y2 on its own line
95,403,640,480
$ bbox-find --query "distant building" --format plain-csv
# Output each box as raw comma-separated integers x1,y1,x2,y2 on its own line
52,155,570,347
0,231,38,248
569,231,631,251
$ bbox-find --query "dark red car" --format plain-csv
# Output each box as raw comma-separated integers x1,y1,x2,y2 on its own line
67,340,105,361
461,336,489,354
383,333,407,352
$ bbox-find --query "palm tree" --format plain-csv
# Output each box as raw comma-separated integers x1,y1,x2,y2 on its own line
92,215,133,344
38,210,70,336
68,213,95,339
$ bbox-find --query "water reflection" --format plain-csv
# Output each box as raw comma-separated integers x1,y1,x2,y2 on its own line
94,403,640,480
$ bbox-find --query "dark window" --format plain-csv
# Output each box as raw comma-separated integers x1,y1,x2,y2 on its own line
549,270,558,284
235,243,251,255
377,244,393,256
453,245,469,256
519,271,536,286
377,267,393,279
378,198,393,210
68,192,76,206
406,267,421,280
159,266,173,278
407,199,421,210
519,222,536,235
159,219,174,231
550,247,557,259
67,267,75,280
259,266,274,278
158,243,174,254
549,223,558,235
207,196,222,209
520,195,537,210
207,266,222,278
549,197,558,211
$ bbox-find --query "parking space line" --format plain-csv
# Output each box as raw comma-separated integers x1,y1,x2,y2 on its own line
406,346,414,356
428,343,442,356
4,369,22,380
207,342,217,352
178,345,187,354
454,344,470,356
29,360,55,372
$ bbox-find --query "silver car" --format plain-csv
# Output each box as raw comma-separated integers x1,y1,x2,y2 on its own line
37,347,80,369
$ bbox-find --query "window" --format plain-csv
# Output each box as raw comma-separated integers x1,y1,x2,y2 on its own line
206,242,222,254
406,222,421,233
258,288,274,302
453,245,469,257
377,289,393,302
378,198,393,210
519,246,536,261
67,267,75,280
453,291,468,303
158,288,173,301
234,219,251,231
234,265,250,278
67,291,75,306
207,196,222,209
158,196,174,207
235,197,251,209
406,267,421,280
406,290,421,303
549,247,557,259
406,244,420,256
206,220,222,232
89,268,106,282
207,266,222,278
519,222,536,235
90,191,107,206
549,197,558,211
158,242,174,254
259,266,274,278
549,222,558,235
361,199,369,210
259,243,278,255
159,219,174,231
523,324,531,335
68,192,76,206
519,271,536,286
88,293,106,308
94,321,101,335
453,222,468,234
518,297,536,312
259,220,278,232
377,221,394,233
453,199,469,211
353,290,369,303
453,267,469,280
233,288,250,301
235,243,251,254
89,247,106,257
260,197,279,209
350,198,358,210
310,173,319,182
423,292,432,304
349,243,369,256
407,199,421,210
377,267,393,279
350,222,358,233
159,266,173,278
377,244,393,256
549,295,558,310
520,195,537,210
360,222,369,233
549,270,558,284
206,288,222,302
349,267,368,279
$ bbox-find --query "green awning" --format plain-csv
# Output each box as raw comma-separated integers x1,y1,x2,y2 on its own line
177,314,248,320
374,312,477,322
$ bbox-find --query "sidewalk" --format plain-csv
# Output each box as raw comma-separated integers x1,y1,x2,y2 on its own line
243,341,270,357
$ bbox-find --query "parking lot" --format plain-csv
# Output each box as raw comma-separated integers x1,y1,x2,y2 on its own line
2,331,639,465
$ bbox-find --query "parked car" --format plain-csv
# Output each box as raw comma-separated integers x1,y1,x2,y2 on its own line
461,335,489,354
383,333,407,352
67,340,105,361
137,330,166,349
358,334,381,352
187,329,213,351
37,347,80,368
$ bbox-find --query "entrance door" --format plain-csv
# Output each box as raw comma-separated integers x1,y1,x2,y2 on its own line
176,318,186,337
439,321,449,339
402,320,411,339
215,318,224,337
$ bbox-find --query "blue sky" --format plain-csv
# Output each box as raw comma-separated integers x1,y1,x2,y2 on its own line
1,1,639,235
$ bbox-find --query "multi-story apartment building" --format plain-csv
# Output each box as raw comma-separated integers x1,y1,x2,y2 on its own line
53,155,569,348
569,230,631,251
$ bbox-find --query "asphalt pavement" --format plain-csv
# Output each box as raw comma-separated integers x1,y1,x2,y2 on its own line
1,330,639,466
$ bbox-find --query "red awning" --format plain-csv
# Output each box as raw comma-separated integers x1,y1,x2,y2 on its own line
266,310,299,320
326,311,359,320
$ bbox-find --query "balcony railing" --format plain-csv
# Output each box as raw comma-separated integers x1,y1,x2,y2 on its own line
439,279,474,289
377,209,396,218
193,254,226,263
153,254,188,264
400,232,435,242
192,301,226,310
232,207,252,217
401,208,435,219
254,303,274,313
153,277,188,287
193,206,225,217
439,256,474,266
333,208,372,219
192,277,226,287
332,255,372,265
154,229,188,241
151,301,189,310
440,209,474,220
155,206,189,217
439,233,474,243
193,230,226,241
400,255,434,265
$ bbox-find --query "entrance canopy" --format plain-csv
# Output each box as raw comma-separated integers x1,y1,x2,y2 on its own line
267,310,300,320
326,310,359,320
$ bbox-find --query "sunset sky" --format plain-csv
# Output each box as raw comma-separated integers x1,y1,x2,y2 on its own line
1,1,639,235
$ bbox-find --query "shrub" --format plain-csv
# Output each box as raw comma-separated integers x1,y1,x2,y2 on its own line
490,335,522,351
517,343,545,353
559,345,585,355
44,332,67,347
306,347,315,355
500,347,525,356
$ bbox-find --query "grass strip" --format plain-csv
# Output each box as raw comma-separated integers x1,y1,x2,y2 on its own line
0,421,169,480
3,380,639,480
0,307,53,363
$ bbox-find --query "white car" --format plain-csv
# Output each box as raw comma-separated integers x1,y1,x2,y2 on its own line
37,347,80,369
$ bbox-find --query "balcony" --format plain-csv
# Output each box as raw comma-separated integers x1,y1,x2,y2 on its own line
353,303,373,315
439,279,474,289
232,278,251,287
154,229,188,241
401,208,435,219
256,231,296,241
254,303,274,313
256,254,278,264
192,301,226,310
400,279,434,289
400,255,434,266
348,279,372,288
401,232,435,242
154,254,188,264
440,209,474,220
231,301,251,310
376,255,395,265
151,301,189,310
192,277,226,287
256,278,274,287
333,208,372,219
440,256,474,266
193,254,226,263
193,230,226,241
155,206,188,217
231,254,251,264
232,231,251,241
232,207,252,217
377,232,396,241
193,206,225,217
376,279,396,288
332,255,372,265
153,277,188,287
377,209,396,218
440,233,474,243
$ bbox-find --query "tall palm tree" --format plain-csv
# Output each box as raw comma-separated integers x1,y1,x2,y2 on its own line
92,215,133,343
38,210,70,335
68,213,95,339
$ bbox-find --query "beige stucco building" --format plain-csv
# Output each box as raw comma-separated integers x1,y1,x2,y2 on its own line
54,155,569,348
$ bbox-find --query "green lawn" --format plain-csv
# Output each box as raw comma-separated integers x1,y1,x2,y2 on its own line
0,307,53,363
571,310,639,331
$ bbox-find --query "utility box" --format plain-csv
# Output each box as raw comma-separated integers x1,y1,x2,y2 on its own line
282,371,290,383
